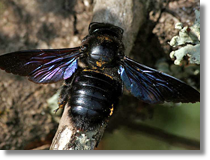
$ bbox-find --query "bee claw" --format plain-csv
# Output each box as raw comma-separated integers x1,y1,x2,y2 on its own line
54,103,65,114
54,108,60,114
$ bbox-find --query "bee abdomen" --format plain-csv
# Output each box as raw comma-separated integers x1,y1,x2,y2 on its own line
69,70,122,130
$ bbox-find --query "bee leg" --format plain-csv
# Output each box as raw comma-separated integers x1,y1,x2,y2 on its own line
54,70,78,113
54,84,70,113
54,87,68,113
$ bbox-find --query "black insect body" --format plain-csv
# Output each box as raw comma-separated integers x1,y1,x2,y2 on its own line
0,22,200,131
69,70,122,130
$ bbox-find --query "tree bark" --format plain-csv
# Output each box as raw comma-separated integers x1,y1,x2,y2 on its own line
50,104,106,150
92,0,147,56
50,0,149,150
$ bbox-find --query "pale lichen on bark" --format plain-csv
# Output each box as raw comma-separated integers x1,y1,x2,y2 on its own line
169,10,200,65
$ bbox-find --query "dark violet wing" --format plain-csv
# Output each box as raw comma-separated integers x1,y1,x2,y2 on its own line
119,56,200,104
0,47,82,84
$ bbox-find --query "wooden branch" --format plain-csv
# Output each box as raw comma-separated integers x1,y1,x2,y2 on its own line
50,105,106,150
92,0,147,56
50,0,149,150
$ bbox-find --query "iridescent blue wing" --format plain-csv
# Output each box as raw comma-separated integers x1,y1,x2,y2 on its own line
0,47,83,84
119,57,200,104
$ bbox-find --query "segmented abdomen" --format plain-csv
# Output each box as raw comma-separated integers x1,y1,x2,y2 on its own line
69,70,122,130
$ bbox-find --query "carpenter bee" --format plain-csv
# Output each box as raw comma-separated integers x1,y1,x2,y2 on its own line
0,22,200,131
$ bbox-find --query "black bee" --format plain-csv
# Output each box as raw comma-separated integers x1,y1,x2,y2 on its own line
0,22,200,131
